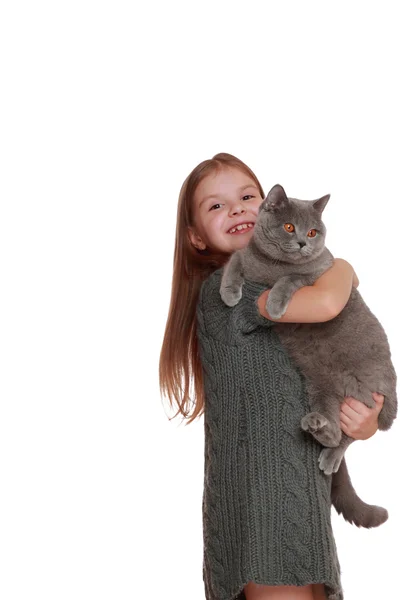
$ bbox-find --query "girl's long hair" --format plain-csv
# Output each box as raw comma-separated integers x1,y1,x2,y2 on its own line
159,153,265,424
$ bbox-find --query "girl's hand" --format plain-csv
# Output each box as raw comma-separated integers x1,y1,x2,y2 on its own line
352,269,360,288
339,393,385,440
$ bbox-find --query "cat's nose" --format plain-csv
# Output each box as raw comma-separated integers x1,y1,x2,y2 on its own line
298,242,306,248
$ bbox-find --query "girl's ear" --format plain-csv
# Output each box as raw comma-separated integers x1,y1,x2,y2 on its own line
188,227,206,251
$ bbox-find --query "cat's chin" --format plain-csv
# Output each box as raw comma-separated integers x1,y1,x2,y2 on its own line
283,252,313,264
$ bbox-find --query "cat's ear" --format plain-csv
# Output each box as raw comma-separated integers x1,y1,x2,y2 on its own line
260,184,288,212
312,194,330,214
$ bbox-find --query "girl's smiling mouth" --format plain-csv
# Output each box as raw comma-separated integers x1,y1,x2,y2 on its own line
227,222,254,234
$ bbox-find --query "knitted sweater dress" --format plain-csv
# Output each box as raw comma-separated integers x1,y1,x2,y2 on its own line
196,268,343,600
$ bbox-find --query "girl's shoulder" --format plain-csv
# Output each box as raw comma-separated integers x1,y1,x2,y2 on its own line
197,268,275,345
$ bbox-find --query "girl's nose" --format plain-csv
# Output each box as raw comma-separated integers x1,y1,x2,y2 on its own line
229,204,246,216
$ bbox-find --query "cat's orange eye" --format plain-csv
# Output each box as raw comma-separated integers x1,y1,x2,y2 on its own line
307,229,317,238
284,223,295,233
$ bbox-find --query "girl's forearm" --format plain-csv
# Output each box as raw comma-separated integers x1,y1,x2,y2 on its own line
257,258,357,323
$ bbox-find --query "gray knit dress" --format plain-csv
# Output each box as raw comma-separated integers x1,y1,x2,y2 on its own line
196,268,343,600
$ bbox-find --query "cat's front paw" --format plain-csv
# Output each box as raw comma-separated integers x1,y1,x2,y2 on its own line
220,285,242,307
301,412,341,448
318,447,345,475
266,292,289,319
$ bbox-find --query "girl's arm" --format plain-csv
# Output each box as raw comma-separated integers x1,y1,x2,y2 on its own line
257,258,357,323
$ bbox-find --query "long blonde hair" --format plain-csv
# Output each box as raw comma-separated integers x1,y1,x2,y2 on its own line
158,153,265,424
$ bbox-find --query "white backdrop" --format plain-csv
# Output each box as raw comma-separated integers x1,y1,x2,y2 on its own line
0,1,398,599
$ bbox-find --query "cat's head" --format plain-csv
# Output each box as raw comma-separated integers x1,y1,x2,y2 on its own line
252,184,330,263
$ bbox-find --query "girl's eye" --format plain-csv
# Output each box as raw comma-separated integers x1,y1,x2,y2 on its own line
209,195,255,211
307,229,317,238
284,223,295,233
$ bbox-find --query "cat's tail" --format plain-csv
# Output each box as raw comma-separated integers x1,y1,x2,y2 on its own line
331,457,388,528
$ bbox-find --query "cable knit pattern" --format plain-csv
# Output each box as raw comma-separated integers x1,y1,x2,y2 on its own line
196,268,343,600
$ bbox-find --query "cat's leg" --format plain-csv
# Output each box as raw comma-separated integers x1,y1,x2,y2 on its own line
378,390,398,431
266,275,310,319
318,432,354,475
219,251,244,306
301,386,342,448
374,372,398,432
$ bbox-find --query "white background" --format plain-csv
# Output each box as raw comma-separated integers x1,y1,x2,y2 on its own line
0,1,399,599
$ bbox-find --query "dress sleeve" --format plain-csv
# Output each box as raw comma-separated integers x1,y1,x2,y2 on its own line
196,268,275,346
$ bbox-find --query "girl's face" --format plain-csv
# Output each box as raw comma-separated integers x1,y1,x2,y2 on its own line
188,167,264,254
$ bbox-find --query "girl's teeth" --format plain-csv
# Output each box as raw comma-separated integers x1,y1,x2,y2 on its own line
229,223,253,233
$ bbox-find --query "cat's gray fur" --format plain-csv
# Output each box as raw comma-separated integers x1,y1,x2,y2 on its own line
220,184,397,528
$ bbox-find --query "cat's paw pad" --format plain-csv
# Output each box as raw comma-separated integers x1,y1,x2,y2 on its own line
301,412,341,448
318,447,344,475
301,412,328,432
266,295,289,319
220,286,242,307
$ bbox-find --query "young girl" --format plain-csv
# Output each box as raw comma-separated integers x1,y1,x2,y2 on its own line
159,153,384,600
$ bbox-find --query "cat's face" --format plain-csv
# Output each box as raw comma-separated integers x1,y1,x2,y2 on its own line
252,184,330,263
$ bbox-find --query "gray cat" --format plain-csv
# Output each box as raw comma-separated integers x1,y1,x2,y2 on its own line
220,183,397,528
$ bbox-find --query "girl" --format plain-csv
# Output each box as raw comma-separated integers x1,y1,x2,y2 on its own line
159,153,384,600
